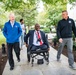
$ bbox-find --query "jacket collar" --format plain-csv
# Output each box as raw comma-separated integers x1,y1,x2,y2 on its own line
62,17,69,21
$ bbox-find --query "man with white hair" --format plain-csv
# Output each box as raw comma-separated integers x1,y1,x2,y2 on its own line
3,12,22,70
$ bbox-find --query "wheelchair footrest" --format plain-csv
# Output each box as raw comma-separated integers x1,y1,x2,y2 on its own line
37,59,44,65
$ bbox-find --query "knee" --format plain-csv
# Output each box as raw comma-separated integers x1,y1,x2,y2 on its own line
42,45,47,49
44,45,47,49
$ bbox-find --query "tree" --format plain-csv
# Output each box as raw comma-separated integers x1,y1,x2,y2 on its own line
0,0,38,31
0,0,76,11
14,1,38,31
42,1,66,30
0,0,76,29
0,2,7,28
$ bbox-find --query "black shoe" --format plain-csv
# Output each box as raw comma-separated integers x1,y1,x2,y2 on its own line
18,59,20,62
17,57,20,62
10,66,14,70
27,59,30,63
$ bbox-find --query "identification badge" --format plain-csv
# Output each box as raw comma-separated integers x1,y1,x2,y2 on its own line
69,20,71,23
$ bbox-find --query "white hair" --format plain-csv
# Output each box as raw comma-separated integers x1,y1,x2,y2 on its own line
9,12,15,18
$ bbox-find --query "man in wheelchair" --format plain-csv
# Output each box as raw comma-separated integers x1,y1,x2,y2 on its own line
24,23,50,64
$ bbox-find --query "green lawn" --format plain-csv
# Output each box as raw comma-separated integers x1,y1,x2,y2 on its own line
0,31,6,48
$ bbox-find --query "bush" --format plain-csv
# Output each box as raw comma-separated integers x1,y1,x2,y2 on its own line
43,28,50,33
73,42,76,51
52,36,58,42
72,33,75,40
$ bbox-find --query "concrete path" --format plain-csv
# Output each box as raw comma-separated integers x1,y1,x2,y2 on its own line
2,45,76,75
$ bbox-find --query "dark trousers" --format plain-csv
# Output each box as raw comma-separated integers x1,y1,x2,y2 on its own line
31,44,47,51
7,42,20,67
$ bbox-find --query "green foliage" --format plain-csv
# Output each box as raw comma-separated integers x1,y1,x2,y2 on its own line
43,27,50,33
72,33,75,40
72,33,76,51
42,0,67,4
1,0,24,10
73,41,76,51
0,0,76,30
68,0,76,3
0,0,76,11
0,3,8,29
45,2,66,28
52,36,58,43
14,2,38,31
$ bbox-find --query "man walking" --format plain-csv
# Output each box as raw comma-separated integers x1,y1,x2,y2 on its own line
3,13,22,70
19,19,26,49
57,10,76,70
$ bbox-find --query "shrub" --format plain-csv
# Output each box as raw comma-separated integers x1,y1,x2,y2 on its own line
43,28,50,33
52,36,58,42
73,42,76,51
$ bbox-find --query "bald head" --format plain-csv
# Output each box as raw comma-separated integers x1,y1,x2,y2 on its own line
9,13,15,22
35,23,40,31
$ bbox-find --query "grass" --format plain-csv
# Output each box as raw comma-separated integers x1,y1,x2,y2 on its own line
0,31,6,48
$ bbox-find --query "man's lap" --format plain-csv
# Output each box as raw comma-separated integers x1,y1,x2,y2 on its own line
31,44,47,51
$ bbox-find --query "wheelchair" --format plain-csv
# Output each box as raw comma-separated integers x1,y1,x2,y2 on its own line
27,47,49,66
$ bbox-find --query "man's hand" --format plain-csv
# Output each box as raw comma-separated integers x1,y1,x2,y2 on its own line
75,38,76,42
25,43,28,47
26,44,28,47
48,48,50,51
59,38,63,43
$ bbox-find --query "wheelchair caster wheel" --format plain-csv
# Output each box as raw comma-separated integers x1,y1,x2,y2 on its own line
31,59,34,67
46,59,49,65
46,62,49,65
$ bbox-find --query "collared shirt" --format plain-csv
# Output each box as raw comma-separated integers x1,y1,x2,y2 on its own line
10,21,15,27
33,30,43,46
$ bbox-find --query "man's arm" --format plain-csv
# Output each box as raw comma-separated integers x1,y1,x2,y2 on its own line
43,32,50,50
18,23,22,38
72,20,76,37
57,21,63,43
3,23,8,39
14,23,22,41
57,21,61,39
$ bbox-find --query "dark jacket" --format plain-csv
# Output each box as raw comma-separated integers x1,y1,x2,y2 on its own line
57,17,76,39
24,30,49,48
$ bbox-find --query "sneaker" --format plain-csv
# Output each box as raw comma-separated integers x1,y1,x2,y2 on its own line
69,65,76,70
18,58,20,62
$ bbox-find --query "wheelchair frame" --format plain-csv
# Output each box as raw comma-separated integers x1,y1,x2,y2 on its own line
27,49,49,66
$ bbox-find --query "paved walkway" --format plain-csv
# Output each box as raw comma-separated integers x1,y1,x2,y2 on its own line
2,45,76,75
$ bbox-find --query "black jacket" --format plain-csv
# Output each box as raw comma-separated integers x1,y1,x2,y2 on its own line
57,17,76,39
